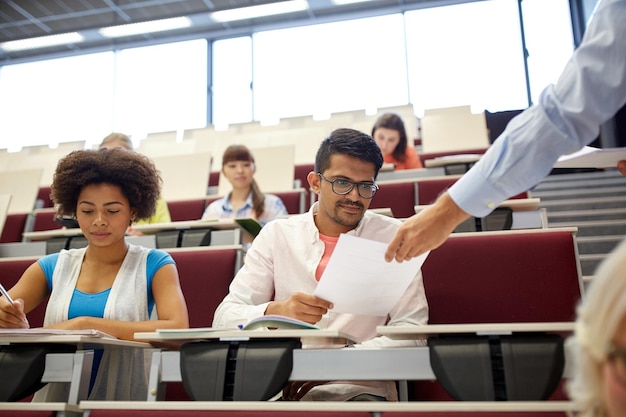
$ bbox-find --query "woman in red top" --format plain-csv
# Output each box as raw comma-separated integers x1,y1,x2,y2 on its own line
371,113,423,170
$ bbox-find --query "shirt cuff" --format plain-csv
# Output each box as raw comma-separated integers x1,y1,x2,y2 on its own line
447,170,512,218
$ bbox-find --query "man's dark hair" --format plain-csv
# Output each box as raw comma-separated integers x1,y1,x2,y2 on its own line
314,128,384,178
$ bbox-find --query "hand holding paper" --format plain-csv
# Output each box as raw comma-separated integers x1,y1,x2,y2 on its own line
314,234,429,316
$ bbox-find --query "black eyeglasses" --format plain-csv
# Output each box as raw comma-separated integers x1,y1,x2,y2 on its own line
317,172,378,199
608,344,626,386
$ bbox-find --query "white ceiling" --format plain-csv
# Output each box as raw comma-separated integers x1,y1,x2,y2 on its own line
0,0,476,64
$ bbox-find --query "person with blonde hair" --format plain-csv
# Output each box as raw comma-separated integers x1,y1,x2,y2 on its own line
202,144,287,225
568,238,626,417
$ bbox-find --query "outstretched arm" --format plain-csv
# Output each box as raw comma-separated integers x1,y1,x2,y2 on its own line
385,192,470,262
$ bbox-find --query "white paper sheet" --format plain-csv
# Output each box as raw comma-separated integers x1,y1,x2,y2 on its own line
314,234,429,316
554,146,626,169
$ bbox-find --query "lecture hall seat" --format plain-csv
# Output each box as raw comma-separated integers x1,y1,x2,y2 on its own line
166,246,241,328
368,180,417,219
31,209,62,232
409,228,582,401
416,177,529,205
0,213,29,244
167,199,208,222
36,186,53,209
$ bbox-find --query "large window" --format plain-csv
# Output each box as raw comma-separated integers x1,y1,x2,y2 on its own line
113,39,208,138
522,0,574,104
0,1,576,148
0,53,114,150
252,14,409,122
405,0,527,114
212,37,253,127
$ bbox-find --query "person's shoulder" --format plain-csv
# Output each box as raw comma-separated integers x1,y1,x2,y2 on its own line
207,197,226,207
37,252,60,267
147,247,175,263
264,193,286,203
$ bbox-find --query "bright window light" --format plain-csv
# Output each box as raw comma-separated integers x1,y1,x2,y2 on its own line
210,0,309,23
99,17,191,38
331,0,376,5
0,32,84,52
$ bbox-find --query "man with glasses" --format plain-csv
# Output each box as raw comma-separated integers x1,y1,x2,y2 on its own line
213,128,428,402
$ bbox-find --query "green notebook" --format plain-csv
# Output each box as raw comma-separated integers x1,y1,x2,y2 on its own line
235,218,263,237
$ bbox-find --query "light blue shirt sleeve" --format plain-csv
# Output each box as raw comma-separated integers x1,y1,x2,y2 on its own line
259,194,288,225
449,0,626,217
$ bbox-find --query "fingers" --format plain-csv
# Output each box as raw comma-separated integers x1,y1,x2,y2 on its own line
617,160,626,176
14,299,29,326
267,293,332,325
295,292,333,311
0,299,29,328
385,231,404,262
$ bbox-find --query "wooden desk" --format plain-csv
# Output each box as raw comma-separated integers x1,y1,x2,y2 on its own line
136,323,573,402
130,218,246,236
0,401,82,415
423,154,481,169
415,198,547,229
0,331,149,405
136,328,356,345
377,322,575,338
80,400,579,414
22,219,245,241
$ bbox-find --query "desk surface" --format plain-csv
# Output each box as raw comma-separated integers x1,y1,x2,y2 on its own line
81,400,579,413
424,154,481,168
0,330,149,348
0,402,82,412
131,218,244,235
415,198,541,214
377,322,576,339
23,218,247,241
135,328,358,346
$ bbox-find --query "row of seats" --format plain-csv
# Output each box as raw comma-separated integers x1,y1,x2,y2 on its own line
0,188,309,245
1,171,533,245
0,227,583,404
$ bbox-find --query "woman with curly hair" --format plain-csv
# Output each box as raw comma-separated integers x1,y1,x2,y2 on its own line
0,147,188,400
568,238,626,417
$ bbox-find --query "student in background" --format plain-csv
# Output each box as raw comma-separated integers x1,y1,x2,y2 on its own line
371,113,423,170
0,147,189,400
202,144,287,225
213,129,428,401
568,238,626,417
385,0,626,263
100,132,172,226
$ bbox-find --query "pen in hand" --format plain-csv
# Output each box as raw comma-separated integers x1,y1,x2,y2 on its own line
0,282,29,325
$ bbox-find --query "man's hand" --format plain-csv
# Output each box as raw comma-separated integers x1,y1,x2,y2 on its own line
385,192,470,263
617,160,626,176
266,292,333,325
